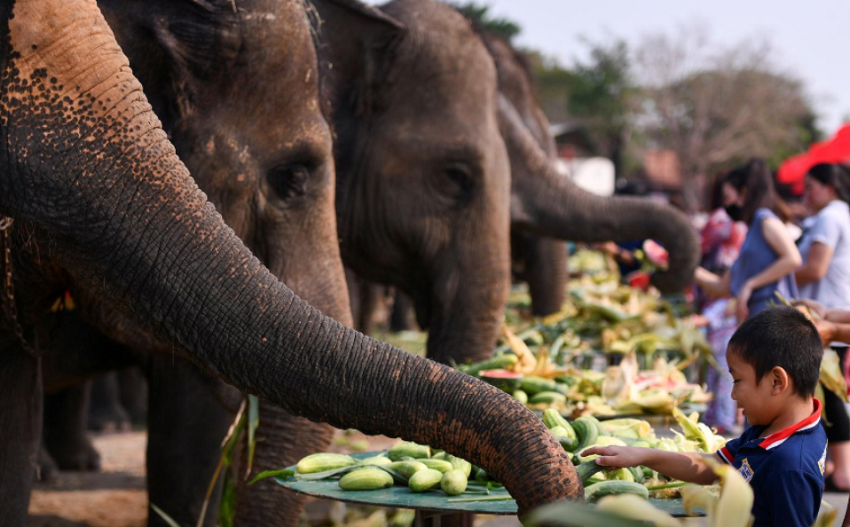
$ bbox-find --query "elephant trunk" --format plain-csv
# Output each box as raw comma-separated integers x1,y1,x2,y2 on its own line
500,96,700,292
236,213,353,527
0,1,578,513
425,203,511,366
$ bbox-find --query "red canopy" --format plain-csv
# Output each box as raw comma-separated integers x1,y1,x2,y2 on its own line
777,124,850,195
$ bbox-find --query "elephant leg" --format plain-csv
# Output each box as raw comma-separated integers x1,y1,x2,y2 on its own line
390,290,417,332
0,344,43,526
523,235,567,317
118,366,147,426
234,402,335,527
43,381,101,471
346,268,387,335
345,268,365,332
146,354,237,527
87,371,130,431
36,441,58,482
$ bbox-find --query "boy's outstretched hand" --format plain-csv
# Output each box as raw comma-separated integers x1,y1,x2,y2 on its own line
582,446,648,469
581,445,719,486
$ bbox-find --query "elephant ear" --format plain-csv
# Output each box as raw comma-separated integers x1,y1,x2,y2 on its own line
310,0,405,119
100,0,242,127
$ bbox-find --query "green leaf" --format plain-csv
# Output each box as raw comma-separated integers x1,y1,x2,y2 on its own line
151,504,182,527
293,465,359,481
248,469,295,486
446,496,515,503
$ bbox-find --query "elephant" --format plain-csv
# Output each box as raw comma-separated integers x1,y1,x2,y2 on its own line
37,0,354,524
480,29,700,316
0,1,578,526
314,0,513,365
481,33,568,317
313,0,699,364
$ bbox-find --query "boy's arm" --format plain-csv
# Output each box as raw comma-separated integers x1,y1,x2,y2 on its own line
582,446,719,486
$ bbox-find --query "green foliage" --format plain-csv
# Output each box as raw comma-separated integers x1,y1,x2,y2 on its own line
526,51,574,122
453,2,521,43
565,38,638,173
566,39,634,131
765,109,823,169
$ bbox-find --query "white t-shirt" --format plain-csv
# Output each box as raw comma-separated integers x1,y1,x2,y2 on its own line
798,200,850,310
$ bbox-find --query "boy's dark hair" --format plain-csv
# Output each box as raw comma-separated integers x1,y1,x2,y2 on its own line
728,306,823,397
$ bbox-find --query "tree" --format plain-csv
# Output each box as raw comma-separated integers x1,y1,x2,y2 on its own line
525,51,573,123
634,26,820,211
453,2,521,43
564,39,639,177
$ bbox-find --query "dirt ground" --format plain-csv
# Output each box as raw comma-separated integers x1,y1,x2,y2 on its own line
28,431,147,527
26,429,850,527
26,430,397,527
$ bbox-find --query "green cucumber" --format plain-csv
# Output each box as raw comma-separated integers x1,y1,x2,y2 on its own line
572,417,599,451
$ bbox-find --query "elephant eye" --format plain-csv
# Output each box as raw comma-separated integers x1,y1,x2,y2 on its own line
443,163,475,205
267,164,310,200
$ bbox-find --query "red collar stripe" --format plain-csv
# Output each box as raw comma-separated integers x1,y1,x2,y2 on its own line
718,446,734,464
759,399,822,451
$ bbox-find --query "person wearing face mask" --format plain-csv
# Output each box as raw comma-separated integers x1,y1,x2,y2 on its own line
696,175,748,433
694,158,802,322
794,163,850,492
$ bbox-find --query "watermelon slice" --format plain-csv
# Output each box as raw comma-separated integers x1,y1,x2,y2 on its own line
642,240,669,270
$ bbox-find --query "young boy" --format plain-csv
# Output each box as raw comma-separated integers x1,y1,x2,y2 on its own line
584,306,827,527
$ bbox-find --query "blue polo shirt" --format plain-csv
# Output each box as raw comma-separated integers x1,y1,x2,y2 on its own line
716,399,826,527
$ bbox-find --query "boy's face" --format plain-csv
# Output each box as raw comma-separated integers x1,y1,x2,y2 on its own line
727,349,780,426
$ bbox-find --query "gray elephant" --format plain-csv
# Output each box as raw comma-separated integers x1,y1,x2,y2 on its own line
314,0,699,365
481,28,699,315
482,32,568,317
38,0,353,525
315,0,513,365
0,1,577,526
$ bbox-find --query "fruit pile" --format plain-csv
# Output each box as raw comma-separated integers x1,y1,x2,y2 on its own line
289,442,494,498
540,407,726,502
500,271,711,372
461,350,711,418
289,406,726,504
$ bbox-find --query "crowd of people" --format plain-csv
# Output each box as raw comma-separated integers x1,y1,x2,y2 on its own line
686,160,850,493
596,160,850,526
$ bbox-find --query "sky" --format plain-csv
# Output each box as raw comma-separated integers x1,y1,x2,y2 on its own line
366,0,850,138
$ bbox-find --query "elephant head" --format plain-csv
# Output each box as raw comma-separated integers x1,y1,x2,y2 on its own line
0,0,578,524
100,0,351,326
96,1,352,523
313,0,512,364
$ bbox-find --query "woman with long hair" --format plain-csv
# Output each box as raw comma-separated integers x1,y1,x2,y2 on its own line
694,158,802,320
795,163,850,492
697,174,748,433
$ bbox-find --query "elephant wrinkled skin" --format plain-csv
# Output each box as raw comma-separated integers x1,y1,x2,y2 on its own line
316,0,698,368
0,0,579,525
39,0,354,525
